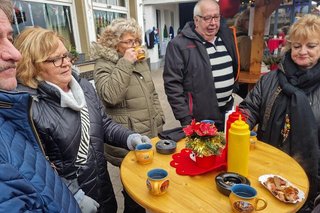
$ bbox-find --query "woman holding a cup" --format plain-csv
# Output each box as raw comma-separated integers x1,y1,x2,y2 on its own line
91,18,165,213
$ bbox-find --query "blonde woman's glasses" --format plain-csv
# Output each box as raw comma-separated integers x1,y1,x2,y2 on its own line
44,52,76,67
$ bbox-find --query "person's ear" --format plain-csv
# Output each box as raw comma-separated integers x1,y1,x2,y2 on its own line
194,16,199,28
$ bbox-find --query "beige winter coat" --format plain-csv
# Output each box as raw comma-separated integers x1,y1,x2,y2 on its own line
91,43,165,166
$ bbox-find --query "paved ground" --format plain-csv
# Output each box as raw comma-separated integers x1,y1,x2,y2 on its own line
107,66,179,213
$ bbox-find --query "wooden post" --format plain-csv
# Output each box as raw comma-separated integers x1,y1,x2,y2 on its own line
250,0,281,74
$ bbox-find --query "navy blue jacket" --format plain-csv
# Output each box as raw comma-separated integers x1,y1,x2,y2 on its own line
0,90,80,212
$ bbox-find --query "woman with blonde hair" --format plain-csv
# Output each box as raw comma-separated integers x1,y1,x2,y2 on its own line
240,14,320,211
15,27,152,213
91,18,165,213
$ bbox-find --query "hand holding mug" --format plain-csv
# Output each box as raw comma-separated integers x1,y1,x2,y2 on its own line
123,48,138,63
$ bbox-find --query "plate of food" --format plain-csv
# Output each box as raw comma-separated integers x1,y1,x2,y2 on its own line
259,174,305,203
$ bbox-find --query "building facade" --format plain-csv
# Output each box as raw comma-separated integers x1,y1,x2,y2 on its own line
11,0,317,72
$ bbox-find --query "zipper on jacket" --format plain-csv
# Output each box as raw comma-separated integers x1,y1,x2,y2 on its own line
188,92,193,116
136,72,155,134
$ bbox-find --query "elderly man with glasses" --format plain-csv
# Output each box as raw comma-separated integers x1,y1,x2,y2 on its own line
163,0,240,131
0,0,81,212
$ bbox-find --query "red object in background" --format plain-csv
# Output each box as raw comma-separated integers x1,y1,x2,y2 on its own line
267,38,285,52
270,64,279,71
219,0,240,18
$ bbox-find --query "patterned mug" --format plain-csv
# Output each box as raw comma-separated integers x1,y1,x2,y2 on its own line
146,168,169,196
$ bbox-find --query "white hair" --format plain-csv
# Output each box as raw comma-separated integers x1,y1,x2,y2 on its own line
193,0,219,17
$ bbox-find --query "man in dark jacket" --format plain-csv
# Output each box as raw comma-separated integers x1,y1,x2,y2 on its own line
0,0,81,212
163,0,239,130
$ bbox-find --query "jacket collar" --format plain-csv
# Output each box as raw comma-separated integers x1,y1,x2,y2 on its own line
90,42,119,63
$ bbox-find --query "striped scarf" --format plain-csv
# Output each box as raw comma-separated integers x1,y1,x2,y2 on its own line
75,106,90,167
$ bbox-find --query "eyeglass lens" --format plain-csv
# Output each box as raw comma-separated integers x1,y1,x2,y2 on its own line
52,53,74,67
199,15,220,23
121,39,141,46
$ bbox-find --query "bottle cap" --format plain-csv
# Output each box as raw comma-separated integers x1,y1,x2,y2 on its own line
230,115,249,132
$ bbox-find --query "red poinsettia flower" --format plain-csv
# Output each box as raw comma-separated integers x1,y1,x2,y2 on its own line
183,119,196,136
184,119,225,156
183,119,218,137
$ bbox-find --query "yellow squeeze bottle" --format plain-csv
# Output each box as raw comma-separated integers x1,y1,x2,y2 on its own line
227,115,250,177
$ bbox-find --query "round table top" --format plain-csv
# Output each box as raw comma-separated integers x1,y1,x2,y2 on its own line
120,138,309,213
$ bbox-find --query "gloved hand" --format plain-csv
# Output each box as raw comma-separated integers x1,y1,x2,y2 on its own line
127,133,152,150
74,189,100,213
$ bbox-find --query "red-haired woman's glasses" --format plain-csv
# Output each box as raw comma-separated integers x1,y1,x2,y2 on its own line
44,52,76,67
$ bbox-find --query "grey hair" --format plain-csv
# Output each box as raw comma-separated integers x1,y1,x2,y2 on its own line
0,0,13,22
98,18,142,49
193,0,219,17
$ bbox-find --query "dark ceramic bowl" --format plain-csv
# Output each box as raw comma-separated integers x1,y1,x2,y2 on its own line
215,172,251,196
156,140,177,155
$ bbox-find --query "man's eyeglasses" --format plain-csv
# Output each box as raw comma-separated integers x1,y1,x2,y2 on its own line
119,39,141,47
44,52,76,67
197,15,221,23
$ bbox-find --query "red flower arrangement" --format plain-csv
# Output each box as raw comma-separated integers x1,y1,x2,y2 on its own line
183,120,225,157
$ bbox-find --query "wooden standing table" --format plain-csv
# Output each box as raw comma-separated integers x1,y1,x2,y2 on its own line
120,138,309,213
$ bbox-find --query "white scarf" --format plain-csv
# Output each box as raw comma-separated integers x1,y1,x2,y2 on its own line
46,77,90,166
46,76,86,111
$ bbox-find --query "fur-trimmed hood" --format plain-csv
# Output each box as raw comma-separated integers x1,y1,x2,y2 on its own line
90,42,120,63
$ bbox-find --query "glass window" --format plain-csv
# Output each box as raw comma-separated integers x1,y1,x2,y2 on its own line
93,10,127,39
270,7,292,35
92,0,125,7
12,0,75,48
94,0,107,3
118,0,125,7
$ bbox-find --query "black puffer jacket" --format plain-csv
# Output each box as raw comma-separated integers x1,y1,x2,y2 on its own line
19,74,133,212
163,21,239,127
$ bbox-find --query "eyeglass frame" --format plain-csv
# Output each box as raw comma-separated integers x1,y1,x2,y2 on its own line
43,52,76,67
119,39,142,47
197,15,221,23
